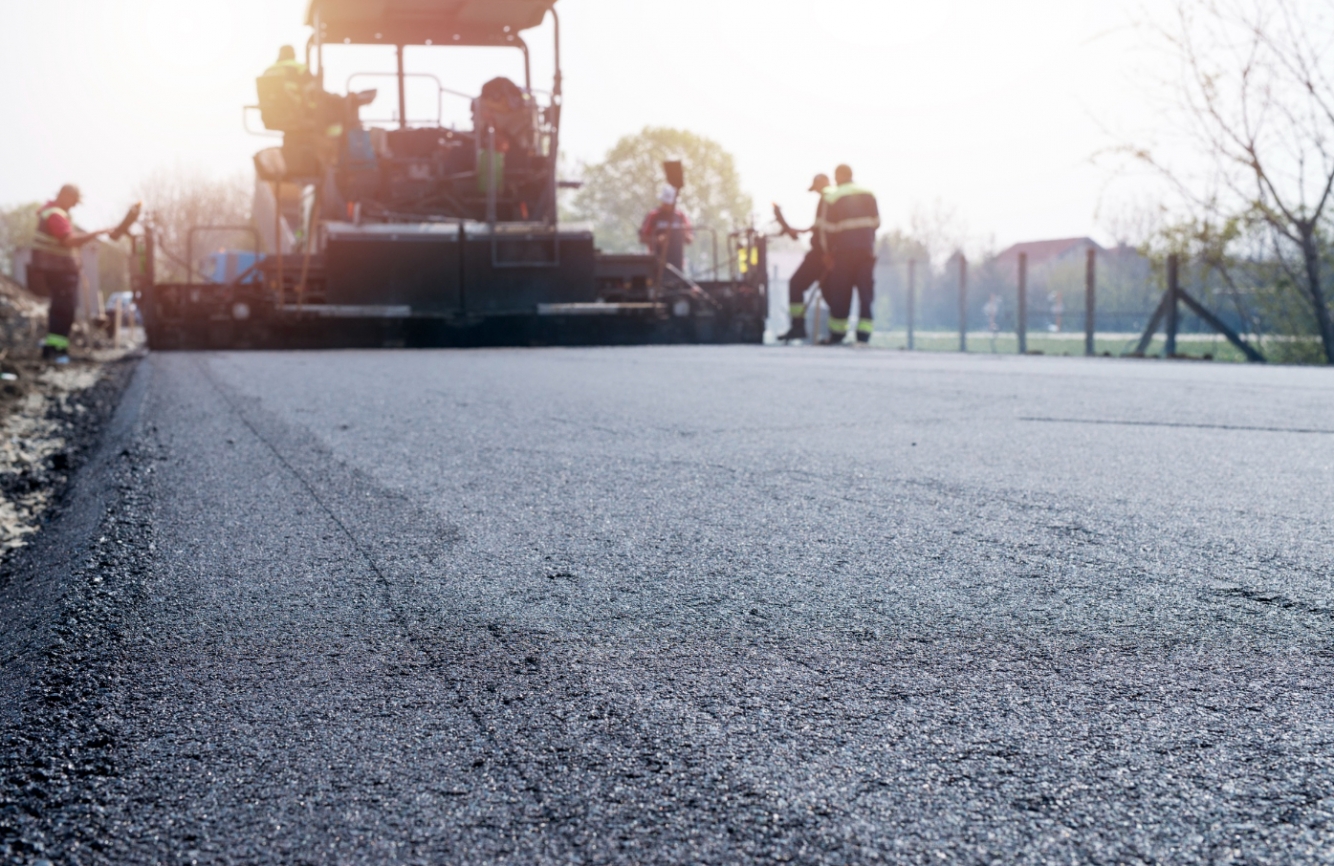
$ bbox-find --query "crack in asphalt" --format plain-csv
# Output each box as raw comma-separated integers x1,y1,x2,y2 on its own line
1021,416,1334,435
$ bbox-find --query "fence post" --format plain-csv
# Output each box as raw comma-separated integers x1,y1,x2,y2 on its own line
1165,253,1179,357
1017,252,1027,355
958,255,968,353
1085,248,1096,356
906,259,916,350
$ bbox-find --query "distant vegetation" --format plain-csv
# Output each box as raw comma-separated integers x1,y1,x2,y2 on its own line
570,127,753,277
0,166,250,294
0,201,128,297
133,167,252,283
1126,0,1334,364
0,203,39,279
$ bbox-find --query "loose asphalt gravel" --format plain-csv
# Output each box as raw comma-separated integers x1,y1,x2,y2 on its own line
1,346,1333,865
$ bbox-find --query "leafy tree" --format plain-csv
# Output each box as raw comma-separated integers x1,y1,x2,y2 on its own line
570,127,753,276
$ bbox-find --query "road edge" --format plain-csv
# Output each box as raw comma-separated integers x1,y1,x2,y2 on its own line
0,355,151,864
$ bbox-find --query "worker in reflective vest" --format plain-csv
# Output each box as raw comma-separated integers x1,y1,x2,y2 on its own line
258,45,344,139
257,45,349,176
30,185,107,362
775,173,831,343
640,185,695,273
259,45,313,118
816,164,880,345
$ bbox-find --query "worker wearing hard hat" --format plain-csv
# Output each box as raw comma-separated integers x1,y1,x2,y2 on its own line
639,184,695,272
258,45,313,125
817,164,880,345
267,44,308,77
774,173,832,342
257,45,356,176
29,185,108,362
257,45,344,136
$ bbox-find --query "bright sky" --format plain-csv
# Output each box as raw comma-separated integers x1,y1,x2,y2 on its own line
2,0,1167,248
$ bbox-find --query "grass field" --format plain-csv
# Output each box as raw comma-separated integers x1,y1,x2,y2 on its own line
849,329,1316,364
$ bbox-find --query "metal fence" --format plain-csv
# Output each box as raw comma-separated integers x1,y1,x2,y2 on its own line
772,249,1271,361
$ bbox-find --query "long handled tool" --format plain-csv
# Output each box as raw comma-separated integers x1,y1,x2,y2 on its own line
108,202,142,241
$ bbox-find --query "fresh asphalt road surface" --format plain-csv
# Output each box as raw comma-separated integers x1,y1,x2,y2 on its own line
8,347,1334,864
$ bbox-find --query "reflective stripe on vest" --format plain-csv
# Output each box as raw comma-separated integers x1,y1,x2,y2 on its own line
262,60,310,104
821,184,880,233
822,182,876,206
33,206,75,259
263,59,309,78
822,216,882,235
821,183,880,253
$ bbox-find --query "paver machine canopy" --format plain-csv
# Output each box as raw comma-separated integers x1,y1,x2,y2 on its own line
293,0,564,225
308,0,558,44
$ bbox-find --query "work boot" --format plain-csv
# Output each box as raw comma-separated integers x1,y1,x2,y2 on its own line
856,330,872,345
42,345,68,363
777,319,807,342
42,344,71,364
818,332,847,346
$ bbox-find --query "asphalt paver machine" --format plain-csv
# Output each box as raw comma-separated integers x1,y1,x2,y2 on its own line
137,0,768,349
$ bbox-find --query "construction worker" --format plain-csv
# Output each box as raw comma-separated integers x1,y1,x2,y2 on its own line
257,45,313,129
639,185,694,273
257,45,356,178
817,164,880,345
774,173,832,342
267,43,308,76
29,185,106,362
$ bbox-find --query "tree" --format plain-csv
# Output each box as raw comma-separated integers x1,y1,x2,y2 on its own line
570,127,753,276
1137,0,1334,363
907,199,968,271
1144,214,1325,362
135,166,252,282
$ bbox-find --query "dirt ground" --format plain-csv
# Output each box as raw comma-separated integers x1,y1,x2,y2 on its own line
0,272,143,555
0,354,138,556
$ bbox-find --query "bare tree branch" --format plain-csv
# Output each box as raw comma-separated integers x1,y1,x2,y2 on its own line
1137,0,1334,362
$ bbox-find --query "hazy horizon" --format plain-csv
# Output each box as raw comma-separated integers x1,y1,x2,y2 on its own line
3,0,1178,250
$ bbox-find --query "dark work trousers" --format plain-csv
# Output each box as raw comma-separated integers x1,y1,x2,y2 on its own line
788,249,825,312
823,252,876,338
44,269,78,343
